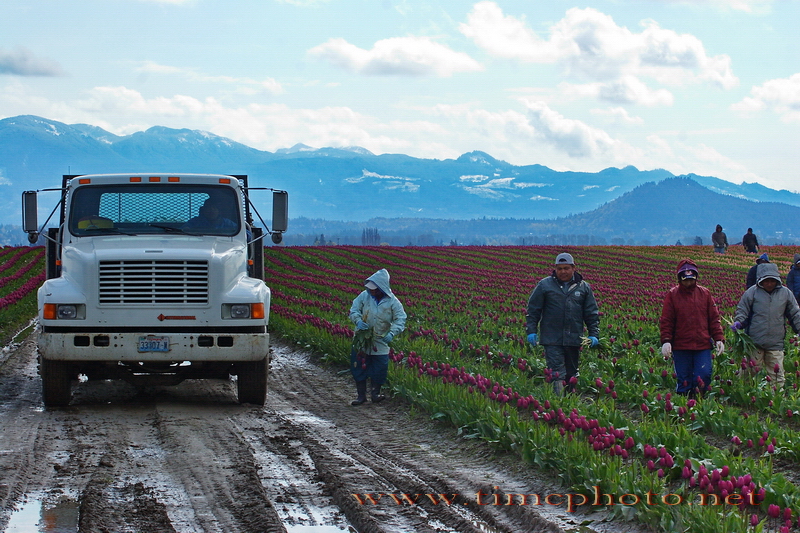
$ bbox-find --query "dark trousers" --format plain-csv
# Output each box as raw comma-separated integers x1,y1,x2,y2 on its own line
544,345,580,393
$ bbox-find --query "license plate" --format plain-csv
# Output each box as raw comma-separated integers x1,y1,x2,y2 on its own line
138,336,170,352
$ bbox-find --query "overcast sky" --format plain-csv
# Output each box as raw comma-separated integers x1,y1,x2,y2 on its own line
1,0,798,192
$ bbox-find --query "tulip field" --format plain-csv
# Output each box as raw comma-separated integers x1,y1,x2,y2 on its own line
0,246,44,347
263,244,800,533
7,243,800,531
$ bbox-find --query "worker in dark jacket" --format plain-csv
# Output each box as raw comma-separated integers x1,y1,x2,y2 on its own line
746,253,769,289
742,228,759,253
526,252,600,395
711,225,728,254
732,263,800,389
660,259,725,397
786,254,800,306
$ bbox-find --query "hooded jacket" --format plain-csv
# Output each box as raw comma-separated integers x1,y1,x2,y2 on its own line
734,263,800,351
349,268,407,355
660,260,724,350
786,253,800,304
526,271,600,346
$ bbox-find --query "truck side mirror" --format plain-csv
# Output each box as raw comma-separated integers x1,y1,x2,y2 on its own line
22,191,39,235
272,190,288,233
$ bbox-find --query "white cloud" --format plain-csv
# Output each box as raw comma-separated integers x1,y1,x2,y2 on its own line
0,47,65,77
136,61,283,95
308,36,483,77
459,174,490,182
731,73,800,122
524,100,617,158
590,106,645,124
460,3,738,105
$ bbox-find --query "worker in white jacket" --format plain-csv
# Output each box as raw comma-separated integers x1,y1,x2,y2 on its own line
348,268,407,405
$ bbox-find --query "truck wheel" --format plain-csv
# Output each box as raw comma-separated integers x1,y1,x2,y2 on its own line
41,358,72,407
237,357,268,405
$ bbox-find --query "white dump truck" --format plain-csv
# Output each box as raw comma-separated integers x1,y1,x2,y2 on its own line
22,174,287,407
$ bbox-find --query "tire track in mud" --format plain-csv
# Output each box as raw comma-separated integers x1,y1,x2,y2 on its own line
1,334,649,533
265,342,570,533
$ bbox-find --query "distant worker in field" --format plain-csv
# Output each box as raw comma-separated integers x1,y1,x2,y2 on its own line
787,254,800,306
660,259,725,398
348,269,407,406
711,224,728,254
526,252,600,395
746,253,769,289
731,262,800,390
742,228,760,254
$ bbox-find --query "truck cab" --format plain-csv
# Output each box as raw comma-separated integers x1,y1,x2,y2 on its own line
22,174,288,407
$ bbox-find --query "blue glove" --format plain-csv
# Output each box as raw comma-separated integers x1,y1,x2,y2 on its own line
527,333,537,346
381,332,394,344
588,336,599,347
731,321,743,331
356,320,369,330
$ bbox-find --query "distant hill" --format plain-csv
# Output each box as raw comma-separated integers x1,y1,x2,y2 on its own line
1,114,799,245
286,177,800,246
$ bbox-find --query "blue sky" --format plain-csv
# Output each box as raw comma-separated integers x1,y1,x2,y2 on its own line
1,0,799,192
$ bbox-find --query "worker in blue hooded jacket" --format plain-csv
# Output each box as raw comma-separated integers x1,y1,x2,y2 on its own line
348,268,407,405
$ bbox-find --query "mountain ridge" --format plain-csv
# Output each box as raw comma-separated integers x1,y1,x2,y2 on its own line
0,115,798,245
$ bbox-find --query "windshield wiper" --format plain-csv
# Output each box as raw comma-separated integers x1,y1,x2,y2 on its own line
82,227,137,235
149,224,194,235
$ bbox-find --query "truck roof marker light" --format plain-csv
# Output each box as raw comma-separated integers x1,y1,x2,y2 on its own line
78,178,91,184
44,304,57,320
149,176,161,182
130,177,142,182
251,303,265,319
168,176,180,182
219,178,231,184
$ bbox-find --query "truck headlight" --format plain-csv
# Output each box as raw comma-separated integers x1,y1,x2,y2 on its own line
224,303,264,319
58,305,78,319
230,304,251,319
44,303,84,320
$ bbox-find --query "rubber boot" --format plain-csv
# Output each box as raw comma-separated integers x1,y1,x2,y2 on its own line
371,381,385,403
351,380,367,406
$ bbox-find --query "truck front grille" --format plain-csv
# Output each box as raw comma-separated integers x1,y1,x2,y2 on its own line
98,260,209,305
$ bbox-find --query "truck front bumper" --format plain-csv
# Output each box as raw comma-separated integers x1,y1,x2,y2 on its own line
38,331,269,362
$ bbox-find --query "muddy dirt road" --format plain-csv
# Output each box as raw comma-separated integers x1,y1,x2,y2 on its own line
0,334,643,533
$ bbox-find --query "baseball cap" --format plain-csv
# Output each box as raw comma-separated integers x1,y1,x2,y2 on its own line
555,253,574,265
365,280,378,290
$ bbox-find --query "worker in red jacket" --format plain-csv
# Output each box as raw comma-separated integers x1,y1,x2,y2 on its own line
659,259,725,397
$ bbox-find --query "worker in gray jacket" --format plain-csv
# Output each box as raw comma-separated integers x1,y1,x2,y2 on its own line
732,262,800,389
349,268,407,405
526,252,600,395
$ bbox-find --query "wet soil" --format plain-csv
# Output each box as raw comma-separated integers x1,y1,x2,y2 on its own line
0,334,648,533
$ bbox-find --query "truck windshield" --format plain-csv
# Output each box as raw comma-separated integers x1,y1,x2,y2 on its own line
68,184,242,237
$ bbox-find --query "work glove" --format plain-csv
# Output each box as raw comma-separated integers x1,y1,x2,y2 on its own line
356,320,369,330
381,332,394,344
730,321,743,331
588,336,599,348
661,342,672,357
715,341,725,356
527,333,538,346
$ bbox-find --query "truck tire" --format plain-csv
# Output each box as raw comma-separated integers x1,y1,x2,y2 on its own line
40,358,72,407
237,357,268,405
